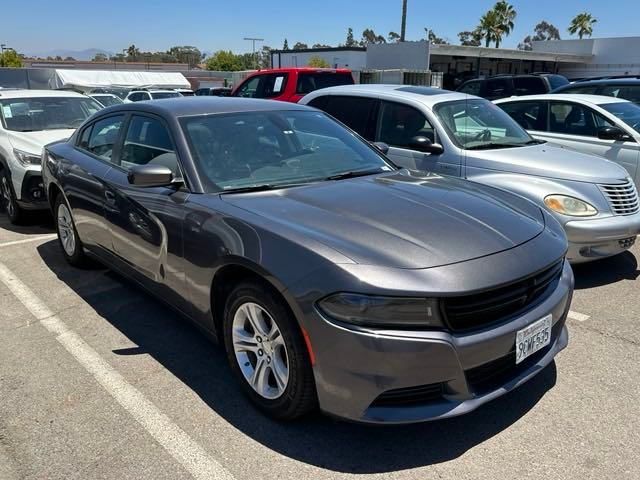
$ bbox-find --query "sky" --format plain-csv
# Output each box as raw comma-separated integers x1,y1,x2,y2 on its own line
3,0,639,57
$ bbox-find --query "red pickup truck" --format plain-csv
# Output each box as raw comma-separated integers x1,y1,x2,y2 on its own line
231,68,354,103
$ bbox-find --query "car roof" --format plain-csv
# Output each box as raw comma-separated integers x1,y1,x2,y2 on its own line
494,93,630,106
98,96,312,117
0,89,88,99
563,78,640,86
246,67,352,74
302,84,467,107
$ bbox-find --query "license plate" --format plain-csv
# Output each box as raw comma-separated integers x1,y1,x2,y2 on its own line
515,315,552,364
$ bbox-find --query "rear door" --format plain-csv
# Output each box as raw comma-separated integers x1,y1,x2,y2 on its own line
103,113,191,310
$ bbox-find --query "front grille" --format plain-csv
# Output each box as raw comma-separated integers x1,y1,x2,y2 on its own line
600,181,639,215
371,382,444,407
442,261,563,332
465,319,563,394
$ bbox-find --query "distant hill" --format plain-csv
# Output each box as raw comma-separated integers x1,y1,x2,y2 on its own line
27,48,113,61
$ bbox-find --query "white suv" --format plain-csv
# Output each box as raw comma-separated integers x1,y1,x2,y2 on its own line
0,90,102,223
124,89,182,102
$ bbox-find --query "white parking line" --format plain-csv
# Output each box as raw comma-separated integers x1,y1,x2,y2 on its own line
568,310,590,322
0,234,58,248
0,262,235,480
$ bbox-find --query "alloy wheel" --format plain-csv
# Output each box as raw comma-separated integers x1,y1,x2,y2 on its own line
1,176,15,218
57,203,76,256
232,302,289,400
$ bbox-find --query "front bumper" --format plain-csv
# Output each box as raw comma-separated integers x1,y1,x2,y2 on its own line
563,212,640,263
305,261,573,424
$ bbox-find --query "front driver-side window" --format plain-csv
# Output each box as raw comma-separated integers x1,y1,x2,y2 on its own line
120,115,179,175
549,101,613,137
377,101,435,148
80,115,124,163
236,76,261,98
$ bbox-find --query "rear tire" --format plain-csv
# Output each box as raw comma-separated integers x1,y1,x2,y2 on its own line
54,194,87,267
1,170,25,225
223,282,317,420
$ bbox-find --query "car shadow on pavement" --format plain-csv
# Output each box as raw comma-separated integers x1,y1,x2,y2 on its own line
572,251,640,290
37,240,558,474
0,209,54,235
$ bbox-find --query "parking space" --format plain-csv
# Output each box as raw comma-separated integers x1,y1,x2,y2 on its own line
1,214,639,480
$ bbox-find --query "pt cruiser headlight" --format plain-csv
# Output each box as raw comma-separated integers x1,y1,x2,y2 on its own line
317,293,443,328
544,195,597,217
13,149,42,167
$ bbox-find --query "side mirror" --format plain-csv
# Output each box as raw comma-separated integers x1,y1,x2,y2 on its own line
372,142,390,155
598,126,627,141
409,136,444,155
127,165,175,187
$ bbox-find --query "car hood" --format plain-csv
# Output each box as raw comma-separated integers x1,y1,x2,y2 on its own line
6,129,75,156
467,143,629,183
222,171,546,269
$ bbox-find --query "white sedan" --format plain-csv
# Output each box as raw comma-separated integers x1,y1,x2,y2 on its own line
495,94,640,186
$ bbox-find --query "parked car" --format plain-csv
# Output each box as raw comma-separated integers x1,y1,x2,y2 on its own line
231,68,354,103
89,87,130,100
495,94,640,186
42,97,572,424
176,88,195,97
124,89,182,102
195,87,232,97
0,89,102,223
457,74,569,100
301,85,640,263
551,77,640,105
90,93,124,108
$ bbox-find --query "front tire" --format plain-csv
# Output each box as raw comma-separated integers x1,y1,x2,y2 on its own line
223,282,317,420
54,195,86,267
1,170,25,225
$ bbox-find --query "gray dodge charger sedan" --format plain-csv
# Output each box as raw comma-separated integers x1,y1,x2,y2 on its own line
42,98,573,424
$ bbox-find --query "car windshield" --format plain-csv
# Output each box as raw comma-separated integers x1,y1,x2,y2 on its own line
434,98,534,149
92,95,123,107
600,102,640,133
0,97,102,132
151,91,181,100
181,110,395,192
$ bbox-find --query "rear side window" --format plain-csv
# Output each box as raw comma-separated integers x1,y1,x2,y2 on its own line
121,116,178,175
483,78,511,99
320,95,377,139
458,80,481,96
601,85,640,104
128,92,149,102
513,77,547,95
79,115,125,163
499,101,547,131
296,73,354,95
261,74,288,98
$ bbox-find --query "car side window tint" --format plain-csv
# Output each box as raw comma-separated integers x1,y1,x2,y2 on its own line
261,74,287,98
549,102,613,137
377,101,435,148
236,76,261,98
484,78,511,99
121,116,179,175
322,96,377,139
458,80,481,96
499,101,547,131
563,85,599,95
81,115,124,162
513,77,546,95
602,85,640,104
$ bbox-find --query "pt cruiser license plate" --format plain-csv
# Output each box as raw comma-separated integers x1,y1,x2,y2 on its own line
515,314,552,364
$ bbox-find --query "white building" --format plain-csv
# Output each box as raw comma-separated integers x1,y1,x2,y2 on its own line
532,37,640,79
270,47,366,70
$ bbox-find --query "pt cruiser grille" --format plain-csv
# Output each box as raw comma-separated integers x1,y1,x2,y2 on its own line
442,261,564,332
599,180,639,215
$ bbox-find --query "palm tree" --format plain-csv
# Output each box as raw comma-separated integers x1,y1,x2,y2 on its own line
478,10,501,47
493,0,517,48
568,12,597,39
400,0,408,42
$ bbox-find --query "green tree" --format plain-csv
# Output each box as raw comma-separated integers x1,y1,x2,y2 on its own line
345,28,357,47
168,46,202,66
312,43,332,48
568,12,597,39
92,53,109,62
307,56,331,68
283,38,289,50
478,10,501,47
0,49,22,67
205,50,243,71
458,30,482,46
519,21,561,50
388,31,400,42
292,42,308,50
425,29,448,44
361,28,386,45
400,0,408,42
126,44,140,61
493,0,516,47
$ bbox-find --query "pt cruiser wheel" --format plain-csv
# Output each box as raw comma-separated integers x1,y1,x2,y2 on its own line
54,195,86,267
223,282,316,420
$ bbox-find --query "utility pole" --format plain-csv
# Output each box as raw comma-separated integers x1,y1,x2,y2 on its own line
244,37,264,69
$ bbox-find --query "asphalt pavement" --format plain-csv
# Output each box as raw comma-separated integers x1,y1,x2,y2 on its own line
0,212,638,480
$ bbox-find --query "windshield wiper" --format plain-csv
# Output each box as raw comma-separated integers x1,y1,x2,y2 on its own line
466,142,527,150
324,168,385,181
220,183,305,194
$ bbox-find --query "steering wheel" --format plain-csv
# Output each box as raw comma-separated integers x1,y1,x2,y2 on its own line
472,129,492,142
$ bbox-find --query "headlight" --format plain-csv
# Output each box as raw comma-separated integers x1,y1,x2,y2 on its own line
317,293,443,328
544,195,597,217
13,149,42,167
